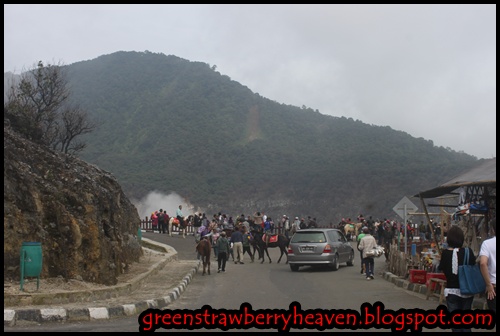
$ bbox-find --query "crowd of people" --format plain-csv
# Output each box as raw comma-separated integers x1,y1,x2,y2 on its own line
148,207,497,322
149,208,456,257
149,208,170,234
149,208,323,271
337,214,448,246
149,208,324,238
149,208,447,251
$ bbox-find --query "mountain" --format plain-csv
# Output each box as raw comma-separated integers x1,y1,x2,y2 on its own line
42,51,481,222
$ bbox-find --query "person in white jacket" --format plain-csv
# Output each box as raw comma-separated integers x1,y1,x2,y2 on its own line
479,217,496,313
358,227,377,280
291,217,301,235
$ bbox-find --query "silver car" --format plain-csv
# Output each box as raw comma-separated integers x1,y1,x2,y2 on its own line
287,228,355,271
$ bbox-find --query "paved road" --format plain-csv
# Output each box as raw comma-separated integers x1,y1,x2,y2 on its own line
5,232,495,332
78,232,498,333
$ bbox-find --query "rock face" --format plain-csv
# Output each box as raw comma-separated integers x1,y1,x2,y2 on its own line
4,126,143,285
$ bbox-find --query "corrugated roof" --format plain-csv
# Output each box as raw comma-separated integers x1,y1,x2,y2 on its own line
415,158,496,199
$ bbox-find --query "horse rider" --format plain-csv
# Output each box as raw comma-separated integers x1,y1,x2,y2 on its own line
176,205,184,228
253,211,264,232
263,217,272,246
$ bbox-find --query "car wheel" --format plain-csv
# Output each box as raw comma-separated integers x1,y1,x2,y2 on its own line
330,254,339,271
290,264,299,272
346,250,354,266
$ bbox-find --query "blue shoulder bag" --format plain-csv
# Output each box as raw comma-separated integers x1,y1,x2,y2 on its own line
458,247,486,295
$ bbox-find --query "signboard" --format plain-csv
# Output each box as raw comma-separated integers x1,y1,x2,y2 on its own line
393,196,418,219
393,196,419,254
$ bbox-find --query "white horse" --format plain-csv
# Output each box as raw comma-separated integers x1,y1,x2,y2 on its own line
344,222,363,241
169,216,190,238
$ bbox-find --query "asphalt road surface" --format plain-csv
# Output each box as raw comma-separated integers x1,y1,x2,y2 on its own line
5,232,495,332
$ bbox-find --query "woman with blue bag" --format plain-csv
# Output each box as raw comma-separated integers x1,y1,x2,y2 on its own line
438,225,477,332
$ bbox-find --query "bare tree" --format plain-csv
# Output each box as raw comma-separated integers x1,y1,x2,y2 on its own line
4,61,96,154
55,105,97,154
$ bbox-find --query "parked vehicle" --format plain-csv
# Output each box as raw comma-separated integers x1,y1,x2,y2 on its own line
287,228,354,271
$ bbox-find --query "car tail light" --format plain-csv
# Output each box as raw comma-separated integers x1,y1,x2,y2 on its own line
287,247,293,254
323,244,332,253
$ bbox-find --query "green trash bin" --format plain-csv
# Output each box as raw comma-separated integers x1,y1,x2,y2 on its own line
138,226,142,242
20,242,42,291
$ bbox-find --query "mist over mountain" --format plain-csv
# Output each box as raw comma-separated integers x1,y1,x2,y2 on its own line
8,51,480,223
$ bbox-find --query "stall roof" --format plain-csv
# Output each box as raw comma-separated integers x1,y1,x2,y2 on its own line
415,158,496,199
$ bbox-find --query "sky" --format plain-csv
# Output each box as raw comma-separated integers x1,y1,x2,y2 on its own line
4,4,496,159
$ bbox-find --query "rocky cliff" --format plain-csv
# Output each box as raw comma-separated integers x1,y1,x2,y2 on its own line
4,126,143,285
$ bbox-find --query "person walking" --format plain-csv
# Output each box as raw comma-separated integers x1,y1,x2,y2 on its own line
291,216,300,235
376,221,385,245
241,217,251,234
438,225,477,332
230,226,245,264
158,209,168,234
418,221,427,242
216,231,231,273
479,217,496,313
299,218,307,230
358,227,377,280
201,213,209,228
306,216,317,228
242,226,255,262
357,227,368,274
282,215,290,239
211,227,220,261
366,216,375,235
406,220,414,241
193,212,202,228
151,211,159,232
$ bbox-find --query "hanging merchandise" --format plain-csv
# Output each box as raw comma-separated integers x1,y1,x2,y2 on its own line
469,199,488,214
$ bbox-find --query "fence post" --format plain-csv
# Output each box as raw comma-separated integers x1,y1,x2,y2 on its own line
140,216,152,232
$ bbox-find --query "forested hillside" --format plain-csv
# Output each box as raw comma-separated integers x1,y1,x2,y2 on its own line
51,51,479,222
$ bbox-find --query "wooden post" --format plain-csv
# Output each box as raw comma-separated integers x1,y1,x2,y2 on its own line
419,194,442,256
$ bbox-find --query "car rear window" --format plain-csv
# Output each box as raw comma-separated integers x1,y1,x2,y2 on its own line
291,232,327,243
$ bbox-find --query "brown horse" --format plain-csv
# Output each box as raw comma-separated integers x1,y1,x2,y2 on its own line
196,238,211,275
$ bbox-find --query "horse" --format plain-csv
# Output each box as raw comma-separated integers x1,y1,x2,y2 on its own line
344,222,363,241
169,215,190,238
252,231,289,264
196,238,211,275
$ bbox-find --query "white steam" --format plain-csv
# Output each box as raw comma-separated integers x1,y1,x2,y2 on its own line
132,191,203,219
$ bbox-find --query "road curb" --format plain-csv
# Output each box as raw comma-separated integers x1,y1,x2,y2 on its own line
382,271,488,310
4,239,201,326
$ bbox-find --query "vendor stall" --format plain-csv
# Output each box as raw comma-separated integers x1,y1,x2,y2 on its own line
415,157,496,257
388,158,496,279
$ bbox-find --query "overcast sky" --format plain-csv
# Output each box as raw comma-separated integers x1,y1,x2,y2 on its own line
4,4,496,159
